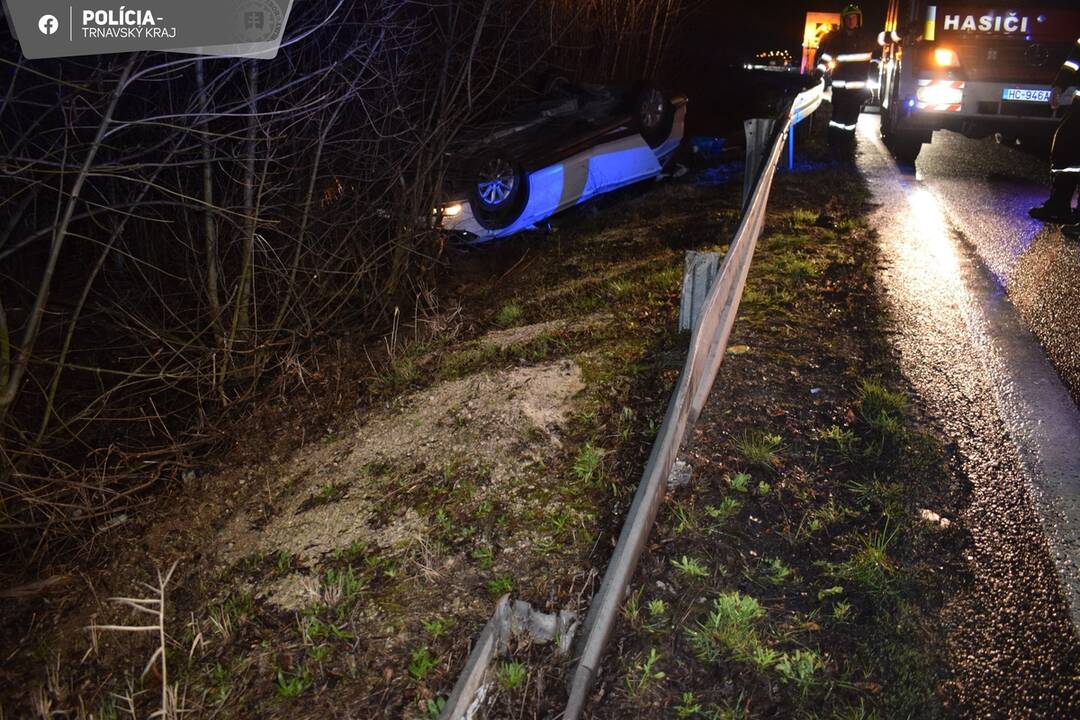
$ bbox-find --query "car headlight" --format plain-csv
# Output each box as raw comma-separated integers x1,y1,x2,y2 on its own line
433,202,464,219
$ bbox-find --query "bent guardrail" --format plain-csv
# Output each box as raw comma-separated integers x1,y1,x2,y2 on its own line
560,79,825,720
438,79,825,720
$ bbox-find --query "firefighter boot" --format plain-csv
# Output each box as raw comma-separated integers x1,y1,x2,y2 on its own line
1029,176,1077,223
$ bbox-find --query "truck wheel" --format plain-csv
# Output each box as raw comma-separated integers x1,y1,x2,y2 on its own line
889,132,924,165
881,105,894,141
1017,133,1052,154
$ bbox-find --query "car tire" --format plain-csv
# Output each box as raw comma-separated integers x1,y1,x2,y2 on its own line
541,74,573,96
633,85,675,148
468,152,528,230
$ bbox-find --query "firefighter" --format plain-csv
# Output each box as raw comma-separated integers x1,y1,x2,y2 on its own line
815,4,877,152
1032,37,1080,238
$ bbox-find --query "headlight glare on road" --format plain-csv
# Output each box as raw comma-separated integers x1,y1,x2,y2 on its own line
442,202,464,217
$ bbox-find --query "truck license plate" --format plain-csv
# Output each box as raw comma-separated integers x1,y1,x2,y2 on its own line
1002,87,1051,103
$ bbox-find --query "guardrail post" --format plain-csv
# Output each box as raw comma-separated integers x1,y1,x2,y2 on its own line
743,118,776,208
788,124,795,171
679,251,721,332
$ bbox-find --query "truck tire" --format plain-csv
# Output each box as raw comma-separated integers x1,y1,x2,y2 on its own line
880,75,929,166
1018,133,1052,155
883,103,928,165
888,131,925,165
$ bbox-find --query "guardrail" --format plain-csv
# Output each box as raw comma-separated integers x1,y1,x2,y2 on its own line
560,78,825,720
439,78,825,720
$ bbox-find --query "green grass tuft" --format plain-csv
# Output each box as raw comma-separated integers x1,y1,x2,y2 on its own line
572,442,605,482
828,524,899,597
498,660,527,691
408,647,438,682
857,380,906,424
687,592,766,662
275,670,311,699
486,575,514,596
496,301,524,326
625,648,666,698
671,555,710,578
735,431,782,470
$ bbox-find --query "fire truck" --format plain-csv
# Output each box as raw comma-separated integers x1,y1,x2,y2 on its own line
877,0,1080,163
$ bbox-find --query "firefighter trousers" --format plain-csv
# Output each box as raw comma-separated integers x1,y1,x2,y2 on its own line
1050,104,1080,208
828,88,868,147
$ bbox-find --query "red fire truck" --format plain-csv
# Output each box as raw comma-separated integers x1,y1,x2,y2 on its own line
878,0,1080,163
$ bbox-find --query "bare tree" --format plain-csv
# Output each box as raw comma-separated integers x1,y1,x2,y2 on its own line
0,0,688,560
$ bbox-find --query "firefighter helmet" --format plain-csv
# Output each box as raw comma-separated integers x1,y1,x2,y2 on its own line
841,4,863,28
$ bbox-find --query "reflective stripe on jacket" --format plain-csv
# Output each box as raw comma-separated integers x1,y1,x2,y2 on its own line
816,28,877,84
1053,38,1080,92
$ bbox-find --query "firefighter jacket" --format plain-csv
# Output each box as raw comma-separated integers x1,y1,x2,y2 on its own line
816,28,877,92
1052,37,1079,92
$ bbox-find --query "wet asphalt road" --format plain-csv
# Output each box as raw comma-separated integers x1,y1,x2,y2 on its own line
909,128,1050,284
856,115,1080,716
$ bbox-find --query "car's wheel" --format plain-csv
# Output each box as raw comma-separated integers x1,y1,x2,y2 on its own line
633,85,675,148
468,152,528,230
542,74,572,96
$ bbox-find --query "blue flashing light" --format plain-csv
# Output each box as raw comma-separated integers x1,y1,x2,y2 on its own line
907,98,916,108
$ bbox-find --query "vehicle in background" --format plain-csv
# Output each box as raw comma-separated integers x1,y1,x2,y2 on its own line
435,81,686,242
877,0,1080,163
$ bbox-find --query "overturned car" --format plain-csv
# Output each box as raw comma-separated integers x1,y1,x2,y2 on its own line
436,80,687,242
